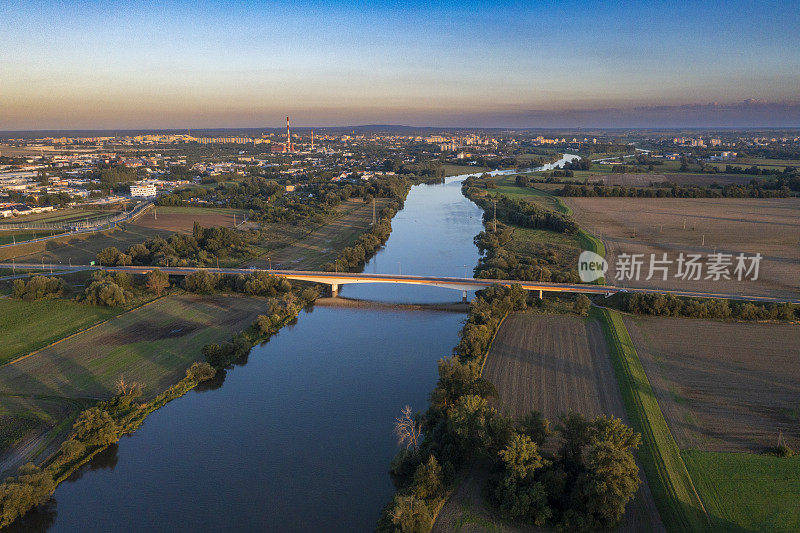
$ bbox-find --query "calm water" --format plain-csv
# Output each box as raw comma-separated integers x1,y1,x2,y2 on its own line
22,156,575,532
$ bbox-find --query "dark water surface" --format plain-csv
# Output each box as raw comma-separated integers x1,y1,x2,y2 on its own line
27,175,485,532
26,158,576,532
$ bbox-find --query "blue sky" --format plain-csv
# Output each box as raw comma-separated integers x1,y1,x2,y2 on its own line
2,0,799,129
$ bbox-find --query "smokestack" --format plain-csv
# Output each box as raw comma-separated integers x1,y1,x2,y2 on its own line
311,130,314,150
286,116,291,152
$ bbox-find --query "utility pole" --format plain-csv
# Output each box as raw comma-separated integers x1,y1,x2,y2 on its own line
268,257,272,270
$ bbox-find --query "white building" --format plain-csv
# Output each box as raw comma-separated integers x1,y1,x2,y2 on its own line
130,182,157,198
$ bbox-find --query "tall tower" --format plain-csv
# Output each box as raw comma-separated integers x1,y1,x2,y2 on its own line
286,116,292,152
311,130,315,151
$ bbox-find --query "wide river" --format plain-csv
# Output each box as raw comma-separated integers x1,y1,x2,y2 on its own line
21,156,577,532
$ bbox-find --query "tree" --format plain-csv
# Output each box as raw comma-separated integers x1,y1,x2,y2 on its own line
518,410,551,447
494,434,551,525
82,278,126,306
72,407,120,446
394,405,422,451
145,268,169,296
389,495,432,533
186,362,217,382
185,269,219,293
573,294,591,315
412,455,443,500
0,463,55,528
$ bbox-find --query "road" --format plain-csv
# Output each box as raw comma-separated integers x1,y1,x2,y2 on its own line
4,263,800,304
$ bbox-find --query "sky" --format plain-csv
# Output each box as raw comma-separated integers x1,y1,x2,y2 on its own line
2,0,800,130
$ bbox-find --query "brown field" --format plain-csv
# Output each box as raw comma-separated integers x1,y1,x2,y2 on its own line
0,225,170,264
434,313,664,533
245,198,388,270
588,173,669,186
660,173,755,186
127,206,246,233
566,197,800,298
625,315,800,453
0,294,268,401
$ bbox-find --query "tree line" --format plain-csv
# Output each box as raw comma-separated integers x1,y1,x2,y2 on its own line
614,292,798,321
472,223,580,283
377,285,641,532
557,183,792,198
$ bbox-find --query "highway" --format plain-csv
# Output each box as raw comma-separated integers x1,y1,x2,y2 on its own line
4,263,800,304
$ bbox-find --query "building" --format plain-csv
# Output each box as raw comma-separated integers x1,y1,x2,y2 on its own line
130,182,157,198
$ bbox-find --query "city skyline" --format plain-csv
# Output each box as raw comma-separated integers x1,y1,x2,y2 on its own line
3,0,799,129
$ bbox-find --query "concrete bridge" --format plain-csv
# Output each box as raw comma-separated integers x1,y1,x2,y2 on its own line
4,263,800,304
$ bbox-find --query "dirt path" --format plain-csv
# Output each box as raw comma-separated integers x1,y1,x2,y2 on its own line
435,312,665,532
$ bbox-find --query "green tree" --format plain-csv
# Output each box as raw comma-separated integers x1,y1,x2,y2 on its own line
185,269,219,293
72,407,120,446
145,268,170,296
412,455,443,500
518,410,551,447
389,495,432,533
573,294,591,315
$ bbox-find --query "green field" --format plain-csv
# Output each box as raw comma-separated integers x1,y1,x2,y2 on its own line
0,298,120,365
0,295,268,400
442,163,488,177
595,307,709,532
683,451,800,532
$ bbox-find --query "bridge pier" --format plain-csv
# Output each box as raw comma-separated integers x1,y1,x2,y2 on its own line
537,289,543,300
330,284,339,297
462,290,468,303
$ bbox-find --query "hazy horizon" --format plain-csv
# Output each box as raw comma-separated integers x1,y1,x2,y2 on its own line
3,0,799,130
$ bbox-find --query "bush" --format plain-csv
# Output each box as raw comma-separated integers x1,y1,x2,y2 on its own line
573,294,591,315
81,276,127,307
186,362,216,382
11,276,66,300
184,269,220,293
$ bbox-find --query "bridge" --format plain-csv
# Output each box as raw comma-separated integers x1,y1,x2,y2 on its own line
4,263,800,305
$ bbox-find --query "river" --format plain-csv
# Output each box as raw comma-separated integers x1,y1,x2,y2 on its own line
18,155,577,532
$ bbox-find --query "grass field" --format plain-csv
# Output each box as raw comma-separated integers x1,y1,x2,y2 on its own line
0,294,269,401
566,196,800,298
245,198,390,270
0,298,120,366
682,451,800,532
595,307,709,532
443,163,488,177
0,224,171,264
0,207,120,226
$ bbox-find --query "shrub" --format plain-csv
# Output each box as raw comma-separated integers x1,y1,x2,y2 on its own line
184,269,220,293
573,294,591,315
185,362,216,382
11,276,66,300
81,277,126,307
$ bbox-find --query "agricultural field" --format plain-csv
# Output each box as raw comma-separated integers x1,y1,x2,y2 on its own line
622,315,800,531
682,451,800,532
434,313,664,533
0,224,170,264
245,198,390,270
0,294,268,402
127,206,247,233
442,163,488,177
624,316,800,453
0,298,121,365
565,196,800,298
